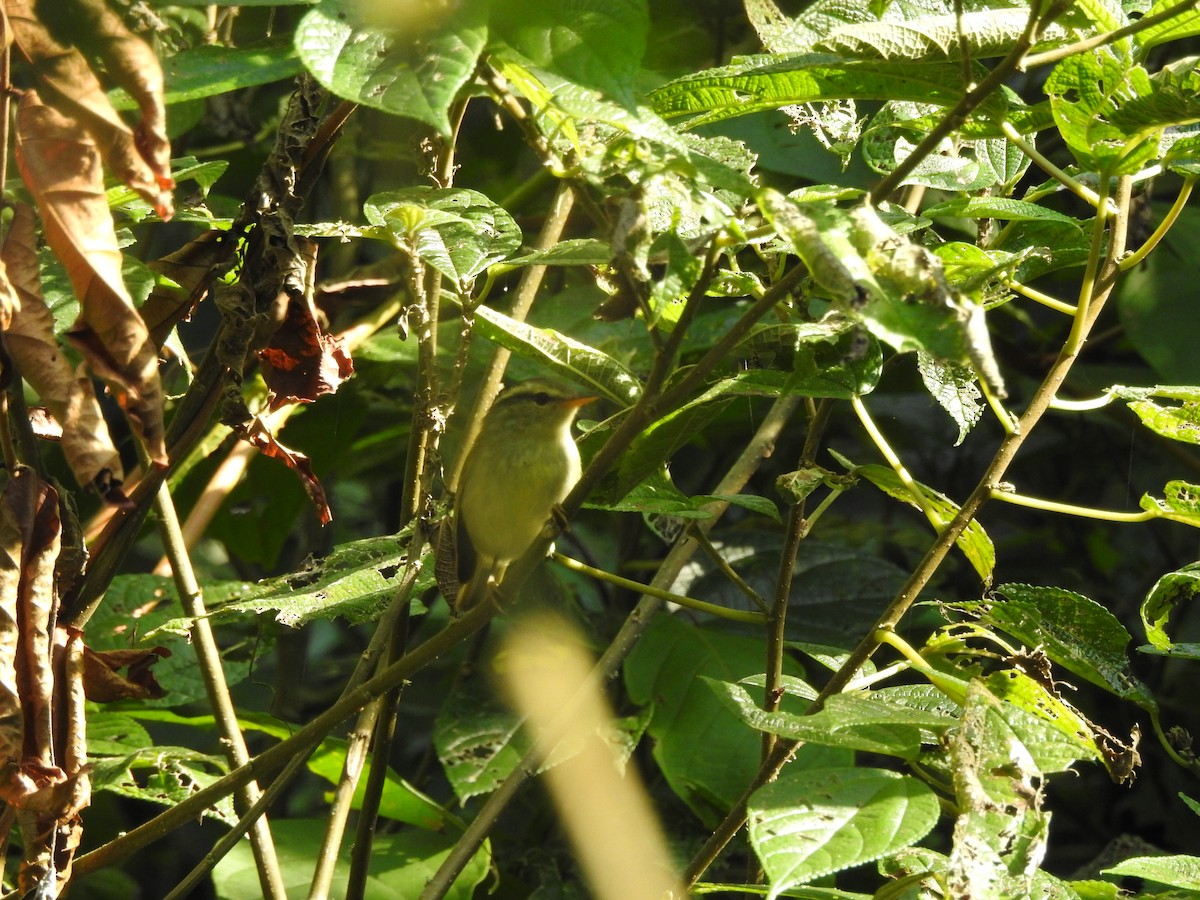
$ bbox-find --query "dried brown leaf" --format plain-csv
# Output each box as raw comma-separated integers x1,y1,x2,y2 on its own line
240,415,333,525
1,201,125,492
81,643,170,702
16,91,168,465
257,237,354,410
8,0,174,217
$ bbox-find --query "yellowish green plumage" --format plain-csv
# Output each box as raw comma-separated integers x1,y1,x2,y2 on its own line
455,378,593,610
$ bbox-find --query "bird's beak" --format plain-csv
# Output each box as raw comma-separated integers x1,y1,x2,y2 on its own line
563,396,596,409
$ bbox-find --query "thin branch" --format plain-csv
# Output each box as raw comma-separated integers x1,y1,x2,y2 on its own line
1021,0,1200,70
151,471,286,898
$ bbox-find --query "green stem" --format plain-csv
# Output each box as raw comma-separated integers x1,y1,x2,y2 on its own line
1000,121,1108,211
1001,278,1077,316
151,471,286,899
989,488,1155,522
1121,176,1195,271
852,395,944,527
551,554,765,624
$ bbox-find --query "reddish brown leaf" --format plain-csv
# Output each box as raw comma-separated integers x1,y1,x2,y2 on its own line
8,0,174,217
81,643,170,702
15,91,168,465
257,237,354,410
240,416,334,525
0,201,126,493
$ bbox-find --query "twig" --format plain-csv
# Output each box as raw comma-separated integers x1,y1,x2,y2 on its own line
151,469,286,898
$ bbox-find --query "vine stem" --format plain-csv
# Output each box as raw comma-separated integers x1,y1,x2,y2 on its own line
989,489,1155,522
551,553,766,624
149,467,286,899
682,173,1135,889
1121,175,1194,270
420,394,805,899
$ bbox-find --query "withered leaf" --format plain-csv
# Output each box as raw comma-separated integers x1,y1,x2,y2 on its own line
81,643,171,702
258,296,355,411
15,91,168,465
0,201,125,493
9,0,174,217
240,416,333,525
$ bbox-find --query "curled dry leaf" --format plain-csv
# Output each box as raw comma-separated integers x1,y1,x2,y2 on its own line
80,643,171,702
0,471,90,895
257,236,355,410
0,201,125,493
7,0,174,217
240,415,334,525
16,91,168,465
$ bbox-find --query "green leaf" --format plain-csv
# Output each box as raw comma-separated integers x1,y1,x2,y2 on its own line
1046,49,1200,174
948,681,1051,899
295,0,488,135
747,767,939,892
434,678,527,802
982,670,1105,771
214,819,489,899
1127,397,1200,444
364,188,522,286
306,739,451,829
958,584,1157,712
501,238,613,269
1141,563,1200,655
918,353,983,446
708,679,953,759
488,0,648,103
624,615,834,823
732,322,884,398
1140,479,1200,527
614,393,731,500
150,533,430,634
650,54,1008,131
1103,855,1200,890
816,9,1069,62
472,304,643,405
833,454,995,584
1138,0,1200,53
113,44,303,109
923,197,1080,223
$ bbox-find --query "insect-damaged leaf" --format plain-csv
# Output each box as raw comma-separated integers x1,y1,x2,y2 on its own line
15,91,168,465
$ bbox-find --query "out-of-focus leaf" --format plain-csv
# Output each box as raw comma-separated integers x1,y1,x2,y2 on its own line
1,202,124,494
488,0,648,104
15,92,167,465
295,0,488,136
1103,855,1200,890
9,0,174,216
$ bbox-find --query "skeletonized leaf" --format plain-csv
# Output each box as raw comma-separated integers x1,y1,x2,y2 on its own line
16,91,167,465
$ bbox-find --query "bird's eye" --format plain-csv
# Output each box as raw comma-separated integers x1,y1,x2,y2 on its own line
534,392,551,405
